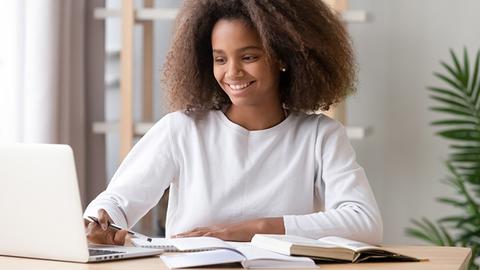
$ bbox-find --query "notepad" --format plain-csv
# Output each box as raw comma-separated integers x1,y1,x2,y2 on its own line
131,236,234,252
160,242,317,269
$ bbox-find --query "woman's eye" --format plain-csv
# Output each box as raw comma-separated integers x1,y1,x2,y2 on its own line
214,57,226,64
243,55,258,62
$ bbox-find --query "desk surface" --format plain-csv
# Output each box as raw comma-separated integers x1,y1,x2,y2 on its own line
0,245,472,270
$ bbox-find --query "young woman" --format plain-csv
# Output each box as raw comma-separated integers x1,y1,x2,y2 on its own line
84,0,383,245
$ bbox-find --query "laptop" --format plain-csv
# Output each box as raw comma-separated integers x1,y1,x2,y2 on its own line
0,144,163,262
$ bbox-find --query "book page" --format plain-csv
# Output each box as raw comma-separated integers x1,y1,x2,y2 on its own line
169,237,234,251
160,249,245,269
317,236,378,252
233,242,315,261
262,234,338,248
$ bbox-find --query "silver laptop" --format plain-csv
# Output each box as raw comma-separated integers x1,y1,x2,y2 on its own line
0,144,163,263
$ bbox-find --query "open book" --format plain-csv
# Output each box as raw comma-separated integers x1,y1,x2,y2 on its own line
132,237,316,268
251,234,423,263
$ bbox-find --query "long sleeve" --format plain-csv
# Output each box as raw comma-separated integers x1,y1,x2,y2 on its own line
83,114,178,229
283,119,383,244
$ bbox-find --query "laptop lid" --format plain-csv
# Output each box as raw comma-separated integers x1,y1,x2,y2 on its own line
0,144,90,262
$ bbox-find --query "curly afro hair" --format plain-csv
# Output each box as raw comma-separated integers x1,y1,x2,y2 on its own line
163,0,356,113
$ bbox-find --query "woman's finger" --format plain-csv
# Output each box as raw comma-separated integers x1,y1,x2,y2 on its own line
86,220,118,245
113,230,128,245
97,209,110,231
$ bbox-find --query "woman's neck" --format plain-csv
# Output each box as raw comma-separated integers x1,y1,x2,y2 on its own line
225,103,287,131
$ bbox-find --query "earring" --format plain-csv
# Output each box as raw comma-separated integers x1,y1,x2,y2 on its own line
281,67,286,72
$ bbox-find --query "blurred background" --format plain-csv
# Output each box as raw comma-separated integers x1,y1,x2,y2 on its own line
1,0,479,246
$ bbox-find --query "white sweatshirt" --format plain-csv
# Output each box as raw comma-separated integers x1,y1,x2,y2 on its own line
84,110,383,244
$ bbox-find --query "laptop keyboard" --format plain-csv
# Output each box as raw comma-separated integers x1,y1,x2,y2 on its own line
89,249,125,256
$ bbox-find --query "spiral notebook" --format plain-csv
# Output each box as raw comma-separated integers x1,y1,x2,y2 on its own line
160,243,316,269
131,236,235,252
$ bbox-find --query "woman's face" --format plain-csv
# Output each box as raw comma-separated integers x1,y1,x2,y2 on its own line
211,19,281,108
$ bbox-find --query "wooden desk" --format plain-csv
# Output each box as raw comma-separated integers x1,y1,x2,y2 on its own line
0,246,472,270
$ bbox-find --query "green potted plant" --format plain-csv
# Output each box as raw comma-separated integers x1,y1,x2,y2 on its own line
406,48,480,270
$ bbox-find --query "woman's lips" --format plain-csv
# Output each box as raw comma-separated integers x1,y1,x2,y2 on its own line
225,81,255,91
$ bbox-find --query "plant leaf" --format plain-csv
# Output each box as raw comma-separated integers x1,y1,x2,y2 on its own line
451,146,480,152
432,119,479,126
430,107,475,117
450,153,480,162
434,72,465,93
421,218,445,245
450,48,466,85
465,174,480,184
411,219,439,241
470,49,480,96
464,48,470,91
428,86,466,100
437,197,467,207
439,224,455,246
430,95,471,110
437,129,480,141
439,215,467,224
405,228,440,245
441,61,464,87
458,229,480,243
449,145,480,150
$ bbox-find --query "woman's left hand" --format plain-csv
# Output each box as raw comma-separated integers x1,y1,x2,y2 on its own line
173,217,285,242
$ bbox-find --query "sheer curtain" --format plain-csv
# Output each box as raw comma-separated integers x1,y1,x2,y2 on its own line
0,0,89,201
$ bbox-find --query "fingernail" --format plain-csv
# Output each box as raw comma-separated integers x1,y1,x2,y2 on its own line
102,224,107,230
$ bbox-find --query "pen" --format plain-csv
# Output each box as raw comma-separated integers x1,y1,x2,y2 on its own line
87,216,152,242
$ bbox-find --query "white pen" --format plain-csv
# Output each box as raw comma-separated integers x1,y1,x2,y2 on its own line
87,216,152,242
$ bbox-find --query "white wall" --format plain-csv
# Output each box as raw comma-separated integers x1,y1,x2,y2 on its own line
347,0,480,244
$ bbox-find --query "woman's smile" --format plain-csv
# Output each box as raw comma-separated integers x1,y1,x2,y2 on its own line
225,81,256,91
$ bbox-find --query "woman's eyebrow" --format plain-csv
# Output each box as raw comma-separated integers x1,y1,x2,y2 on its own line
237,46,262,52
212,46,262,54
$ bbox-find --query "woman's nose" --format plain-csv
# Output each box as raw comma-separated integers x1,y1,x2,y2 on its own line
226,62,244,78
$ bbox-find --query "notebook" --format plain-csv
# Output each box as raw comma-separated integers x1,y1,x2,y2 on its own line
159,241,317,269
133,237,315,268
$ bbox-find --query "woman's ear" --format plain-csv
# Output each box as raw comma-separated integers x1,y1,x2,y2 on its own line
277,60,287,72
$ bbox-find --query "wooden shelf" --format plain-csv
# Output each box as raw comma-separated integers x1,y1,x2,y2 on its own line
93,122,153,137
93,121,371,140
342,10,368,23
94,8,367,23
105,74,120,88
94,8,178,21
346,126,372,139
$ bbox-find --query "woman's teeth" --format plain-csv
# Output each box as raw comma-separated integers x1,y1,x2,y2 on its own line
228,82,253,90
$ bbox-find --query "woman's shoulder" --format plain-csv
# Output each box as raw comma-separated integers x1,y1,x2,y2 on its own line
152,109,219,131
162,109,218,122
290,111,343,131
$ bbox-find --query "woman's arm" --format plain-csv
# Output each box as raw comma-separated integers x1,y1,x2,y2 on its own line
83,114,178,229
283,119,383,244
174,217,284,241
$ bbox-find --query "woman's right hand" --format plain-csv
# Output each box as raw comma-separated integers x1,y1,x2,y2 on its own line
84,209,128,245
